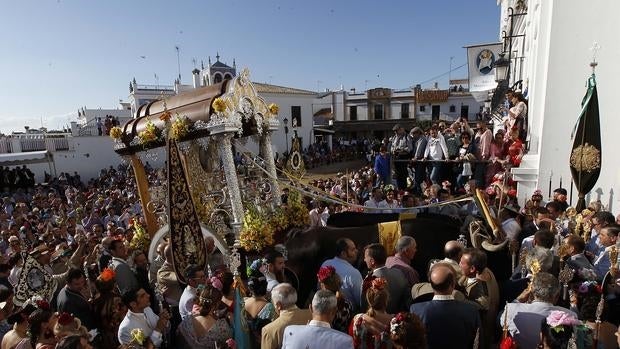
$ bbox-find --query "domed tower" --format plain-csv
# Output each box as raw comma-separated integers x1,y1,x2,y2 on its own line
205,53,236,85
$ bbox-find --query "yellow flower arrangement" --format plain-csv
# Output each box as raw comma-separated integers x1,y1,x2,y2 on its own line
212,97,227,113
282,191,310,227
269,207,289,232
109,126,123,140
138,120,160,145
268,103,279,115
169,116,190,140
240,206,274,252
129,220,151,253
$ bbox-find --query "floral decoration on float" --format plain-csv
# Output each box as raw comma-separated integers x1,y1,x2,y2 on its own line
212,97,228,114
138,119,161,147
169,115,191,141
268,103,279,115
109,126,123,140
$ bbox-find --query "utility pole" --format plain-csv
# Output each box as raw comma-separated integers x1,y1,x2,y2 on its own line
175,45,181,81
449,56,454,87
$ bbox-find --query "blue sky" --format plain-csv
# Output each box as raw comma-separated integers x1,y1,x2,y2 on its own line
0,0,499,133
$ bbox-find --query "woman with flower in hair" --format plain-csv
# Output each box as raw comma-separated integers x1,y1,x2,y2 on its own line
389,312,426,349
244,270,276,348
92,268,126,349
348,278,393,349
53,312,88,341
539,310,592,349
24,309,57,349
177,283,232,349
317,266,353,333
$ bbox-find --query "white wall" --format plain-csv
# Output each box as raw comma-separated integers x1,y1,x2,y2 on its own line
511,0,620,211
260,93,316,154
22,137,165,182
414,96,482,122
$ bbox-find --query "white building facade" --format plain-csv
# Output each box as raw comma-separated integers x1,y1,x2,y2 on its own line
500,0,620,211
314,84,483,141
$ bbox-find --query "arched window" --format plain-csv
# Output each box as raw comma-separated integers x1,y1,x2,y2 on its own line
224,73,232,80
213,73,223,84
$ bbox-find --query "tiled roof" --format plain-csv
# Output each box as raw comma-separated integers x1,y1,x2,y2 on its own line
253,82,316,95
211,61,233,69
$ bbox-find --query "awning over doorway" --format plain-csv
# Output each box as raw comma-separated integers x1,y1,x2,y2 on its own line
313,127,335,135
0,150,53,166
313,108,333,117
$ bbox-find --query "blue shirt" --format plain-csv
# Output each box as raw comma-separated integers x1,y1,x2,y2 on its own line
321,257,362,310
593,247,617,280
585,231,603,256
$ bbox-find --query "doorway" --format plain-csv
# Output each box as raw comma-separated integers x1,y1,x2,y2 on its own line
432,105,440,121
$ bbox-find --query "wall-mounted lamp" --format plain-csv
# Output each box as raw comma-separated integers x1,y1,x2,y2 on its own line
494,52,510,83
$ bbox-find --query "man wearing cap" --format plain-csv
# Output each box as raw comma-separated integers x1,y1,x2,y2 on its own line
103,205,120,228
390,124,412,190
5,236,20,257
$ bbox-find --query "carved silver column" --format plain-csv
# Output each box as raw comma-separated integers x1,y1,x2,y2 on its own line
261,119,281,206
217,133,245,233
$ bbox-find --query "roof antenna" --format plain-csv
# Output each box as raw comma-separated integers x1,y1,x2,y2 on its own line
589,42,600,74
175,45,181,81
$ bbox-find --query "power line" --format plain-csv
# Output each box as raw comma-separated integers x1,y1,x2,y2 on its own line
417,62,467,86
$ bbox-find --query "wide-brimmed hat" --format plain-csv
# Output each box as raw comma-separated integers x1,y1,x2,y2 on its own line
7,304,36,325
29,244,51,257
410,127,423,135
503,203,522,215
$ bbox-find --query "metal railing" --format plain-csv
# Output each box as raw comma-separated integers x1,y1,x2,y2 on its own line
136,84,174,91
0,137,12,153
0,134,73,153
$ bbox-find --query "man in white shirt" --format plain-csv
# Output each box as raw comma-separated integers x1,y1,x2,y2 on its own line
424,126,449,184
118,287,170,348
282,290,354,349
309,201,325,228
364,187,388,213
501,273,577,349
390,124,413,190
178,264,206,320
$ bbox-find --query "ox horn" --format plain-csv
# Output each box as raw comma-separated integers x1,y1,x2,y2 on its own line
481,238,509,252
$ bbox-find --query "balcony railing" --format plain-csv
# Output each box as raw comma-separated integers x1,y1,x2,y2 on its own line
0,134,73,154
136,84,174,91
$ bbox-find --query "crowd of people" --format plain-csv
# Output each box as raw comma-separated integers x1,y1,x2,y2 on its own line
96,116,121,137
0,102,620,349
